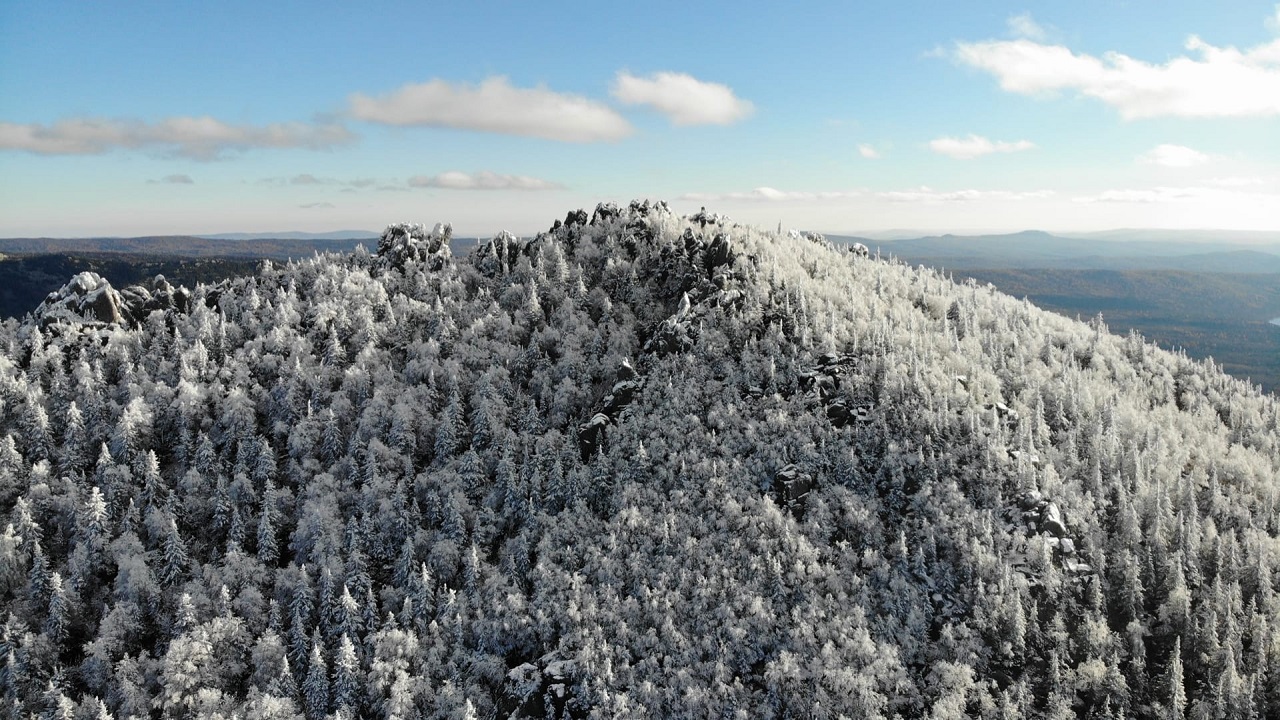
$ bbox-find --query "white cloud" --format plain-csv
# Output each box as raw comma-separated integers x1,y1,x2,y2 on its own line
0,117,354,159
1007,12,1047,41
291,173,327,185
1138,144,1211,167
299,202,335,209
407,171,565,191
857,144,881,159
349,76,632,143
611,71,754,126
1268,4,1280,34
929,135,1036,159
954,18,1280,119
876,186,1054,202
678,187,861,202
149,174,194,185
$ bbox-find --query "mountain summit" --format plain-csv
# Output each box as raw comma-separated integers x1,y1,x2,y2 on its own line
1,201,1277,718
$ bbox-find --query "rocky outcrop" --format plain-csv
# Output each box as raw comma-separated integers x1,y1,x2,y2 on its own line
1011,491,1093,581
475,230,525,277
799,353,873,428
577,360,646,460
376,222,452,271
502,650,581,718
643,292,696,357
35,272,191,328
36,272,129,326
119,274,192,317
773,464,814,519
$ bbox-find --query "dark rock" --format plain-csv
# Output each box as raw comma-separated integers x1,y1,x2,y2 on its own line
590,202,619,226
603,380,642,417
691,206,723,228
617,358,637,382
475,230,523,277
577,413,611,461
704,233,734,272
773,464,814,518
1040,502,1067,538
502,651,580,719
826,400,853,428
682,228,703,258
36,272,131,327
850,242,870,258
377,222,453,271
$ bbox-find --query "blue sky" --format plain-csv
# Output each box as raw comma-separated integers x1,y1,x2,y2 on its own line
2,1,1279,237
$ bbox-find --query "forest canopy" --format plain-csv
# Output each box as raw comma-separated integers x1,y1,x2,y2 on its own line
0,201,1278,719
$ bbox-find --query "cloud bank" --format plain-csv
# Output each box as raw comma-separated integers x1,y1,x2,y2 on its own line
679,187,861,203
954,30,1280,118
929,135,1035,159
408,171,564,191
350,76,632,143
611,72,754,126
0,117,354,159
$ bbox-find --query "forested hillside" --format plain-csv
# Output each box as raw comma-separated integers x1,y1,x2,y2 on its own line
1,201,1278,718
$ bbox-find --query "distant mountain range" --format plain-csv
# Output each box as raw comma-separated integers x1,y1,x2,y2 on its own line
6,229,1280,272
0,233,481,261
196,230,379,241
0,236,370,260
829,230,1280,273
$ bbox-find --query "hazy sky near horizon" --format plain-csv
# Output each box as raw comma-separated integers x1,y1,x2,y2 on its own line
2,1,1279,237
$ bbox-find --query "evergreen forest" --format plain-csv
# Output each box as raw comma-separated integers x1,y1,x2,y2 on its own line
1,201,1278,719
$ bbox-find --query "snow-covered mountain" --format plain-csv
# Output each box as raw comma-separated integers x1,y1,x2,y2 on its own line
1,202,1276,718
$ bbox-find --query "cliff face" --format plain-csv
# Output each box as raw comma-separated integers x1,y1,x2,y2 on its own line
1,201,1277,718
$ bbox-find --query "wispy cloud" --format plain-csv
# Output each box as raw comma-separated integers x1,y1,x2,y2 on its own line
1072,186,1220,203
610,71,754,126
876,187,1054,202
1138,144,1211,167
299,202,335,209
148,174,194,185
259,175,380,189
1007,12,1047,41
0,117,354,159
349,76,633,143
857,144,881,159
407,170,565,191
955,9,1280,119
679,187,861,202
1208,175,1269,187
929,134,1035,159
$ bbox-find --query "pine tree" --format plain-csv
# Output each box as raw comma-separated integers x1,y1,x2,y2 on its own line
43,572,69,646
1167,636,1187,720
58,401,87,474
303,639,329,720
332,633,360,716
159,515,189,587
257,478,280,567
